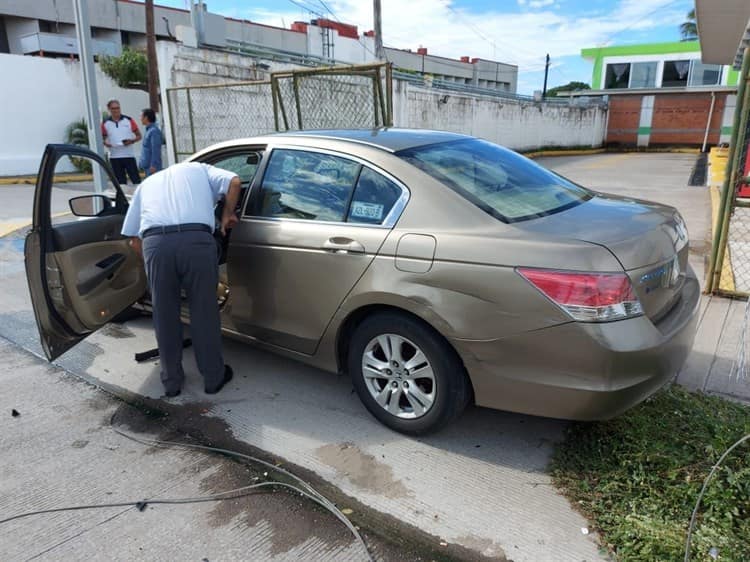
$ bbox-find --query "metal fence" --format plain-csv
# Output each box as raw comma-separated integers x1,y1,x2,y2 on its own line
167,81,275,160
272,64,392,131
707,48,750,297
166,63,392,161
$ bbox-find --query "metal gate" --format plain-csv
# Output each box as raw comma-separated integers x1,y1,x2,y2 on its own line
166,63,392,161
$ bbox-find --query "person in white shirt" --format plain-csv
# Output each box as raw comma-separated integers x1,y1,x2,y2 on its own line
101,99,142,186
122,162,242,398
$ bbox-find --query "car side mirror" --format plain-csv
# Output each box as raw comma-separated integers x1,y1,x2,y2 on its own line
246,152,261,166
69,194,115,217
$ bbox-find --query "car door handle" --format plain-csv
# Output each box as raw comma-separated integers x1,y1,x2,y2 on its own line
322,237,365,254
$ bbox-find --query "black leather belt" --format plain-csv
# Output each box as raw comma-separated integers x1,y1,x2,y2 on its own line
142,223,212,238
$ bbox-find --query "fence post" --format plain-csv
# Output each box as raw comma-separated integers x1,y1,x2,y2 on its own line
292,74,303,129
385,63,394,126
707,48,750,294
272,78,280,131
375,66,387,127
166,89,178,163
186,88,197,155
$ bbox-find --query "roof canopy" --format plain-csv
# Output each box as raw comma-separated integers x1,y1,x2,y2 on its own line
696,0,750,68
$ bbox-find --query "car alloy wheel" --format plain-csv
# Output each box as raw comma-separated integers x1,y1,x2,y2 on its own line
361,334,436,419
348,311,471,435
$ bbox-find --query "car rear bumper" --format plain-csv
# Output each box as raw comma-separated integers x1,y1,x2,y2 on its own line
452,271,701,421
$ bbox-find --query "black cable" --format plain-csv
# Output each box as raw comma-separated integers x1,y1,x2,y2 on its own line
684,432,750,562
1,428,375,562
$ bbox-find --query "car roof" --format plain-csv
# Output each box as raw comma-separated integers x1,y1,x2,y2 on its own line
270,128,472,152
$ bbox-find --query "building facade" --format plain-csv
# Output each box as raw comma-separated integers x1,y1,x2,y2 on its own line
579,42,739,147
0,0,517,92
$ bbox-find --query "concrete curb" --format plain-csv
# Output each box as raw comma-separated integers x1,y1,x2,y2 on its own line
523,148,607,159
524,147,701,159
0,174,93,186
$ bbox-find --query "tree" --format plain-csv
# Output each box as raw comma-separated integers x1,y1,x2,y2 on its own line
545,81,591,97
65,118,92,173
680,9,697,42
99,47,149,91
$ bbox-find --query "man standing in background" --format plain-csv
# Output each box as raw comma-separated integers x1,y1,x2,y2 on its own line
139,108,163,177
101,98,142,186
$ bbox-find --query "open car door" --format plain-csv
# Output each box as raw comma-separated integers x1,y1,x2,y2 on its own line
25,144,147,360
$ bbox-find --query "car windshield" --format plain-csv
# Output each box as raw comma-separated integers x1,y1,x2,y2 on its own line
396,138,592,223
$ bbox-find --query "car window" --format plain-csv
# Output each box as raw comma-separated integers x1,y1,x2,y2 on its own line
257,149,360,222
346,167,403,225
397,138,592,223
211,152,262,185
51,154,123,225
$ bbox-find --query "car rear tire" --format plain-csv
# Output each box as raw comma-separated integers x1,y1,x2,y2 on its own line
348,312,471,435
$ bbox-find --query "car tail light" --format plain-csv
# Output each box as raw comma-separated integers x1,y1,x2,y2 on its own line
518,268,643,322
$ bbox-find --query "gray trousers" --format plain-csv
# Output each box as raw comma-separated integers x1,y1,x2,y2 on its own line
143,230,224,392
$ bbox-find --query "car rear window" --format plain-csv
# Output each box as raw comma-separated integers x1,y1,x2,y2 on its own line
396,138,592,223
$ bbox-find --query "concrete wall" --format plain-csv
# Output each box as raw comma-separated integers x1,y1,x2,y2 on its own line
393,81,607,150
0,53,147,175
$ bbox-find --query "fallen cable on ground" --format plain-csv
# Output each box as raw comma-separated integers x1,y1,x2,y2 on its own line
684,432,750,562
0,427,375,562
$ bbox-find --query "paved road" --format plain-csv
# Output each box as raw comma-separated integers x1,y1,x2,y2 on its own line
0,152,709,561
538,152,709,282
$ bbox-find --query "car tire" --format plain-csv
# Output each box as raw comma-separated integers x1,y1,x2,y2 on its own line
348,312,471,435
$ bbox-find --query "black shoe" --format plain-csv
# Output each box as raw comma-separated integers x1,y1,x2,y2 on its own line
164,388,181,398
205,365,233,395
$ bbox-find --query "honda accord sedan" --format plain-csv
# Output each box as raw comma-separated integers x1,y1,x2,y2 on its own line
26,129,699,434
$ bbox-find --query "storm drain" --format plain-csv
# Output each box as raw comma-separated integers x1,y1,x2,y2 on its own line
689,153,708,186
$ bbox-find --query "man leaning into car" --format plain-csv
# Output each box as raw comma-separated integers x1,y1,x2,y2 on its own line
121,162,242,398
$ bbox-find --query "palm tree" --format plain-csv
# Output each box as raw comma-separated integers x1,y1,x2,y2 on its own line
680,9,697,42
65,118,92,173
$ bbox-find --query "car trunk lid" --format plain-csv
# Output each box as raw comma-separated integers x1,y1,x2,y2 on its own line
516,193,689,321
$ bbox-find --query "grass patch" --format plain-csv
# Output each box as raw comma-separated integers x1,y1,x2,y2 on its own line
550,386,750,561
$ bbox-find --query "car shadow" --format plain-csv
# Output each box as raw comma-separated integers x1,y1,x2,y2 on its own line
126,318,567,476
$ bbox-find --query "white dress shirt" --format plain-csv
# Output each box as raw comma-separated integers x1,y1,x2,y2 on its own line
121,162,238,238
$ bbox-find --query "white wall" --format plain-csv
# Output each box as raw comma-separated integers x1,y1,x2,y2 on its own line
0,53,148,175
393,81,607,150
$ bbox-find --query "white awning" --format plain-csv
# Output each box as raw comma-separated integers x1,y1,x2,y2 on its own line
696,0,750,68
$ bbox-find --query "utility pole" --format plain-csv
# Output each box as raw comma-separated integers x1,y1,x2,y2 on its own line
145,0,159,111
542,53,550,99
73,0,105,193
373,0,384,60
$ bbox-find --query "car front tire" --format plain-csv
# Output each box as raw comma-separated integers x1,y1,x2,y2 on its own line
348,312,471,435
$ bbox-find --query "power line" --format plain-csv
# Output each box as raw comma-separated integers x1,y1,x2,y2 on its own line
598,0,685,45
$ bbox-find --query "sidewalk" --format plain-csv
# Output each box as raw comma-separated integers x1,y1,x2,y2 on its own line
0,337,423,561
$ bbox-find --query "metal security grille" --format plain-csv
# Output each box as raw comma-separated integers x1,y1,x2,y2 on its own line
166,63,392,161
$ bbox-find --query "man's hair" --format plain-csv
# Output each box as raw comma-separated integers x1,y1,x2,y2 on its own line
142,108,156,123
106,99,120,109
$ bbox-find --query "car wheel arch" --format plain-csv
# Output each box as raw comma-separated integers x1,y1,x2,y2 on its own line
334,303,475,404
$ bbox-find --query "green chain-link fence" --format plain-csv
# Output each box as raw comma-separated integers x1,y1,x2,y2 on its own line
166,63,392,162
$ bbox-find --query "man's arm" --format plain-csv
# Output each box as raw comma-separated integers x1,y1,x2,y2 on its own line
221,176,242,235
128,236,142,259
101,121,111,148
124,118,142,145
151,129,163,172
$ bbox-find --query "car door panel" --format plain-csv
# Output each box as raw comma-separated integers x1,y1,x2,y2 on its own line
25,144,145,360
228,219,389,354
225,145,409,355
